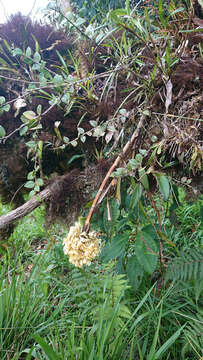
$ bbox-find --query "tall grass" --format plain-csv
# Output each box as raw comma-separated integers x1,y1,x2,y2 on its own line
0,193,202,359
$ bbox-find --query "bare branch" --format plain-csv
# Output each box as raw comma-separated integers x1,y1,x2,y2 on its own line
0,187,51,229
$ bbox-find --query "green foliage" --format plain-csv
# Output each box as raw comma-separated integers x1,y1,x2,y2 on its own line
73,0,126,20
0,0,203,358
1,200,202,358
181,309,203,359
94,193,162,289
165,248,203,282
0,267,63,359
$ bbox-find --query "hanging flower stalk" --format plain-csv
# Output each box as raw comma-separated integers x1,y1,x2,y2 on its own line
83,114,148,233
63,221,101,268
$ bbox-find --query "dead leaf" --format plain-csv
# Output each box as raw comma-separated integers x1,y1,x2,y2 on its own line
165,79,173,115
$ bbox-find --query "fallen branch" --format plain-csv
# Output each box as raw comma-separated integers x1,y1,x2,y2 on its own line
0,187,51,229
0,160,113,231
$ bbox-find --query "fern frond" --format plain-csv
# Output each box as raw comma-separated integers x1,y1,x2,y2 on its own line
165,248,203,282
180,309,203,359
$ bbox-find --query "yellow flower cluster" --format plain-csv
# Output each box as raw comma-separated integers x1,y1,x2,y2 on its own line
63,222,101,268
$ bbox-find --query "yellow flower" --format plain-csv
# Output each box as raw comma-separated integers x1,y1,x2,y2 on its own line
63,222,101,268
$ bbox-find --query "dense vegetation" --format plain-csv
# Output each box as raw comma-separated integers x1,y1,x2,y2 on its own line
0,0,202,358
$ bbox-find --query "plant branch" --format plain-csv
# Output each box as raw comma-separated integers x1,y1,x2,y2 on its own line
0,187,52,229
83,114,148,232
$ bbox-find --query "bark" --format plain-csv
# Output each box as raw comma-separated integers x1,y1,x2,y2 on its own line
0,187,51,229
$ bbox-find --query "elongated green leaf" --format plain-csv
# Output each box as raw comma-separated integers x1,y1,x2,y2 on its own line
139,173,149,190
26,47,32,57
155,174,170,201
200,205,203,223
147,303,163,360
130,184,143,210
169,7,184,16
109,198,120,223
154,325,185,359
33,51,41,63
134,231,158,274
112,9,127,16
158,0,167,27
32,334,61,360
68,154,84,164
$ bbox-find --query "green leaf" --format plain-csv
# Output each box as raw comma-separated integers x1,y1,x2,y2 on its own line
130,184,143,210
27,171,35,180
33,51,41,62
19,125,28,136
26,141,36,149
25,47,32,57
70,140,78,147
200,205,203,223
126,256,144,290
32,334,61,360
78,127,84,134
170,7,184,16
158,0,167,28
154,325,185,359
89,120,98,127
2,104,10,112
134,231,158,274
32,63,41,71
142,224,159,240
24,181,35,189
34,185,40,192
139,169,149,190
63,136,70,144
93,125,106,137
36,178,44,186
21,346,36,359
12,48,23,56
156,174,170,201
80,135,86,143
21,110,36,121
119,108,127,116
101,233,129,262
61,93,70,103
147,303,163,360
37,104,42,115
0,125,6,137
53,74,64,85
29,190,36,198
0,96,5,105
68,154,84,164
112,9,127,16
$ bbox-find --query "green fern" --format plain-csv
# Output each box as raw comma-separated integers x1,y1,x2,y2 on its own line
67,263,131,327
180,308,203,359
165,248,203,282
